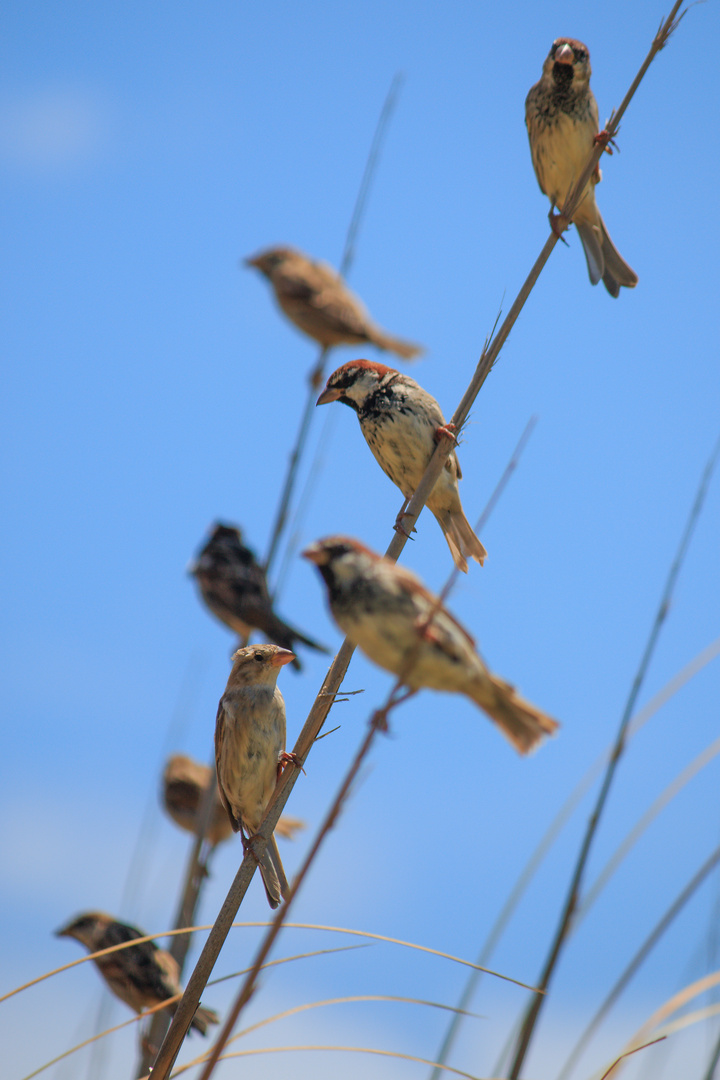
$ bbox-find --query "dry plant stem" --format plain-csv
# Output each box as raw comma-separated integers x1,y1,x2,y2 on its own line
430,640,720,1080
557,843,720,1080
263,72,404,582
135,754,220,1077
147,422,538,1077
146,638,356,1080
597,1038,667,1080
264,344,329,581
146,14,687,1065
505,437,717,1075
194,711,384,1080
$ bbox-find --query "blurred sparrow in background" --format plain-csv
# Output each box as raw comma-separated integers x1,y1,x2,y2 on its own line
317,360,486,572
189,523,327,669
525,38,638,297
215,644,296,908
163,752,304,847
304,536,558,754
245,246,423,359
55,912,218,1034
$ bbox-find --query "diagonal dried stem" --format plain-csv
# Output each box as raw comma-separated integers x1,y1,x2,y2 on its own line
506,419,718,1078
136,755,220,1076
557,845,720,1080
146,9,691,1075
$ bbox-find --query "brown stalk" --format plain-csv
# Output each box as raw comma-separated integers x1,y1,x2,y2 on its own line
556,844,720,1080
157,424,538,1080
264,72,405,582
144,7,689,1072
506,414,718,1079
136,755,220,1076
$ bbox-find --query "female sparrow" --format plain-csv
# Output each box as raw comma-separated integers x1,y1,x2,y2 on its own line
316,360,486,573
245,246,423,359
525,38,638,297
215,644,295,907
55,912,218,1034
163,752,304,847
189,522,327,669
303,536,558,754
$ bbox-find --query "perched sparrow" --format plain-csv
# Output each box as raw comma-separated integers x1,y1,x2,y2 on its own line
245,246,423,360
162,752,305,846
317,360,486,573
303,536,558,754
55,912,218,1034
189,523,327,669
525,38,638,297
215,644,295,908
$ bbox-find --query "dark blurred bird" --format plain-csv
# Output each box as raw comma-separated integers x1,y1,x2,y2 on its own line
162,752,305,847
189,522,327,669
304,536,559,754
215,644,295,908
55,912,218,1034
525,38,638,297
317,359,487,573
245,246,423,359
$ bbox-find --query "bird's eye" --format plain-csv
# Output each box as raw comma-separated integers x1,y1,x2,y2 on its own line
254,652,264,662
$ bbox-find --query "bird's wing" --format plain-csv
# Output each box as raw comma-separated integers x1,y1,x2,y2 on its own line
388,562,478,650
276,259,372,338
98,923,178,1004
214,699,241,831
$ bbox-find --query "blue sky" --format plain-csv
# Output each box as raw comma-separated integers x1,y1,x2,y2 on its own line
2,3,719,1079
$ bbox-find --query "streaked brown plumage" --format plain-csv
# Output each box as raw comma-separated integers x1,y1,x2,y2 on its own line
304,536,559,754
162,752,305,847
55,912,218,1034
188,522,327,670
525,38,638,297
245,246,423,359
317,359,486,573
215,644,295,908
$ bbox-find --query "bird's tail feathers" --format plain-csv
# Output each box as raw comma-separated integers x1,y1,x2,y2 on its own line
472,673,559,755
434,509,487,573
576,220,604,287
599,212,638,292
370,328,424,361
259,835,289,909
261,614,329,670
190,1004,220,1036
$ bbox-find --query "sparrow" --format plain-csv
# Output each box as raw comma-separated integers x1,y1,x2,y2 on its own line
189,522,328,669
55,912,218,1034
245,246,423,360
162,752,305,847
525,38,638,297
215,644,295,907
316,360,486,573
303,536,559,754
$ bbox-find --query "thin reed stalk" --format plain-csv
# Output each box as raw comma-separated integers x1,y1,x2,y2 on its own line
135,754,220,1076
146,11,691,1074
264,72,405,582
557,845,720,1080
505,428,717,1073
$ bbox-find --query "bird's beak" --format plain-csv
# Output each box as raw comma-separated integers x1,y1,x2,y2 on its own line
554,43,574,65
271,648,296,668
301,542,324,566
244,254,260,268
55,924,70,938
316,386,342,406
